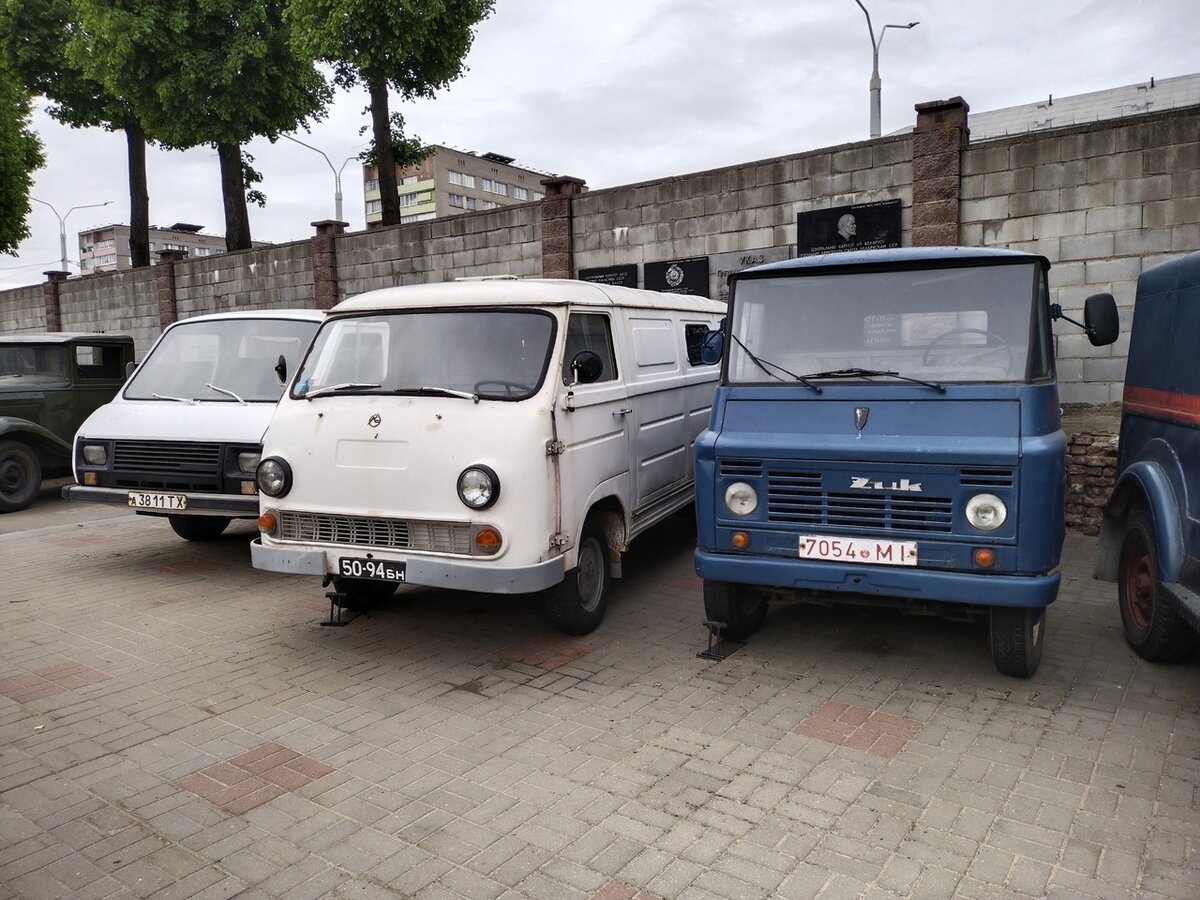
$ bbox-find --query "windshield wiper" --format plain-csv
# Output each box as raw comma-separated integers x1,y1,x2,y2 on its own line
801,367,946,393
730,333,821,392
204,383,247,404
412,386,479,403
303,382,381,400
151,393,195,404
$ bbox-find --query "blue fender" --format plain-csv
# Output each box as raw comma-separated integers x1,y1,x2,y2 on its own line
1113,460,1184,582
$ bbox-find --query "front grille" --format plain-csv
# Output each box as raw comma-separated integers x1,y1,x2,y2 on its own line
279,511,472,554
110,440,223,492
767,471,953,533
960,468,1015,489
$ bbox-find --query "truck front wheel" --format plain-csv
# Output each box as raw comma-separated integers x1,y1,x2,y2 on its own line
545,521,609,635
1118,510,1196,662
0,440,41,513
168,515,230,541
703,579,768,641
989,606,1044,678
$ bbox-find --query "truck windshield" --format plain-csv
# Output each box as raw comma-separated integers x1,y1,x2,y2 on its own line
293,309,556,401
728,263,1044,385
126,319,319,402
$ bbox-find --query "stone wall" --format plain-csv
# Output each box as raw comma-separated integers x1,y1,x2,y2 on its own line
0,284,44,334
58,266,159,350
172,240,315,320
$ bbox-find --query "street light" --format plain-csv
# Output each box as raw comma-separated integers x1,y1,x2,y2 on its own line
853,1,918,139
30,197,114,274
281,134,360,222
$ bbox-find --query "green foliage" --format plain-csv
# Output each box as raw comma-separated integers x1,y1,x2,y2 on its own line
0,62,43,254
356,110,430,170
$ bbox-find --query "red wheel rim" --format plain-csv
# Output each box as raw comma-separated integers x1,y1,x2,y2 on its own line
1123,535,1155,631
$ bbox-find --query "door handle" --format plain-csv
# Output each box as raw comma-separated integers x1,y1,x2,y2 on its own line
612,408,633,416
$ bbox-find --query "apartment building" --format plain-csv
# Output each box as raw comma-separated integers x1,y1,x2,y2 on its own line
363,146,554,227
77,223,245,274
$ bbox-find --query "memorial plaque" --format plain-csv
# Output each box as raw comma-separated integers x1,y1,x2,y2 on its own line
797,199,901,257
578,264,638,288
644,256,710,297
712,247,791,304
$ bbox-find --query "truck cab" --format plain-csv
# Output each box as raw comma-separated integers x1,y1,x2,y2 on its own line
695,247,1118,677
1095,250,1200,662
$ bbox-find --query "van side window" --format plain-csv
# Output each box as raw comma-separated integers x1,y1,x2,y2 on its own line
684,324,709,366
563,313,617,384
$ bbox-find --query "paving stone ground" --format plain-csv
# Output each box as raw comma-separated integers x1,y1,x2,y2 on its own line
1,495,1197,899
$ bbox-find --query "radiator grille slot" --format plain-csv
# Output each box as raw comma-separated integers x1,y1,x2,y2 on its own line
960,468,1015,488
113,440,221,473
767,472,953,533
279,511,472,554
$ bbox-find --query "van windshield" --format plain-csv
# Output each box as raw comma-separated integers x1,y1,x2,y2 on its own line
293,310,556,401
728,263,1045,385
126,318,319,402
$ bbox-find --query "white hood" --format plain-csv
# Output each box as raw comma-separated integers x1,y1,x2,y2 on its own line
75,398,277,445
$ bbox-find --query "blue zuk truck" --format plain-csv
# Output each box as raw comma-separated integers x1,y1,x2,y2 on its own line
694,247,1118,677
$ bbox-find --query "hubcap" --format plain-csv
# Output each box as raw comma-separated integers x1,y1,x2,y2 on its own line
576,537,604,613
0,458,27,495
1124,538,1155,631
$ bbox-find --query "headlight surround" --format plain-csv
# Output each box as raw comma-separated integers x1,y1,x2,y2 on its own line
965,493,1007,531
256,457,292,498
237,450,261,474
723,481,758,516
458,465,499,510
82,444,108,466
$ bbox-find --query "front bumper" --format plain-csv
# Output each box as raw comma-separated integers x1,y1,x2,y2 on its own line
251,539,565,595
62,485,259,517
694,548,1061,608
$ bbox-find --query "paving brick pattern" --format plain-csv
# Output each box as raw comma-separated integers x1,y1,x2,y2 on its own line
1,509,1198,899
0,661,111,704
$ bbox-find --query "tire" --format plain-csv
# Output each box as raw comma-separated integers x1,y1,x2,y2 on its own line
1117,509,1196,662
168,515,231,541
0,440,42,513
333,577,398,609
545,521,610,635
989,605,1045,678
703,579,768,641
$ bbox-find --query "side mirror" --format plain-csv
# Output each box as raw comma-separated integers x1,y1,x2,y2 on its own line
569,350,603,385
699,329,724,365
125,360,137,380
274,354,288,385
1083,293,1119,347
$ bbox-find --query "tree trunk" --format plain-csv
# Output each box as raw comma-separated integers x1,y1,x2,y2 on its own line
369,77,399,226
217,142,252,251
125,123,150,268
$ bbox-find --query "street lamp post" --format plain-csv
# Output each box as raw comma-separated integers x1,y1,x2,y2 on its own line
853,1,918,139
30,197,114,273
281,134,359,222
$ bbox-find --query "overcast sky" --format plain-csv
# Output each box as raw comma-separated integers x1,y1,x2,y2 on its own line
2,0,1196,290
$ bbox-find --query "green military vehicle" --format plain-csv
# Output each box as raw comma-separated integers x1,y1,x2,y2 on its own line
0,332,135,512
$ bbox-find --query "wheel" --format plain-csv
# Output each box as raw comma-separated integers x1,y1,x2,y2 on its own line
0,440,42,513
168,515,230,541
545,520,610,635
989,605,1045,678
473,380,532,398
703,579,768,641
1117,509,1196,662
333,577,398,609
921,328,1014,370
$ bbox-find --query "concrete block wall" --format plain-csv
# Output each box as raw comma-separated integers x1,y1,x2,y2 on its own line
335,204,542,301
57,267,160,352
962,108,1200,404
173,240,315,320
0,284,45,334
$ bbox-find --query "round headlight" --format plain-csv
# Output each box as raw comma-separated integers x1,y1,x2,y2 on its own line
458,465,499,510
724,481,758,516
256,457,292,498
966,493,1007,531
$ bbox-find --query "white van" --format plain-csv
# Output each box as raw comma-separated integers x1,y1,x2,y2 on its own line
65,310,323,540
250,278,724,633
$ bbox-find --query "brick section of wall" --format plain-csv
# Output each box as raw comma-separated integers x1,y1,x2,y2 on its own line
911,98,969,247
42,271,68,331
154,249,187,330
962,108,1200,404
1066,430,1120,535
311,220,346,310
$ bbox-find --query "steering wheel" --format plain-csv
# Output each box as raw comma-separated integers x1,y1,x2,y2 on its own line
921,328,1014,370
473,380,532,398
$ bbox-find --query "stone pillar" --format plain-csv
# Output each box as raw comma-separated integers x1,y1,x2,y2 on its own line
540,176,586,279
311,219,347,310
911,97,969,247
155,249,188,330
42,270,68,332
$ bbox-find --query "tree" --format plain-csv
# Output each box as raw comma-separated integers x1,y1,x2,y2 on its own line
288,0,495,227
0,0,153,266
0,62,43,254
75,0,331,251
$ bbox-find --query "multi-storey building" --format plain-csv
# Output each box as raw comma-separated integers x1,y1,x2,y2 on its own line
77,223,252,274
363,147,555,227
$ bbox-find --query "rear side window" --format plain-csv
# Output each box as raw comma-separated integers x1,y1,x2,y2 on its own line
562,313,617,384
75,344,124,379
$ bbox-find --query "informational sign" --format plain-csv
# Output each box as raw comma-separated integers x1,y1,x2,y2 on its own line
644,256,710,297
796,199,901,257
578,264,638,288
712,247,791,304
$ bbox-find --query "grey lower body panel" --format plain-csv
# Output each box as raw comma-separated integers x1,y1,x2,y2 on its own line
250,539,564,594
62,485,258,517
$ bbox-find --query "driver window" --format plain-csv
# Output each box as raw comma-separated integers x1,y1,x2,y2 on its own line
562,313,617,384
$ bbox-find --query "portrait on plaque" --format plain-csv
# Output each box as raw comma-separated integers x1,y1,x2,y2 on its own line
796,199,902,257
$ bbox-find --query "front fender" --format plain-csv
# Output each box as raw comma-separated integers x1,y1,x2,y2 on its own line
1096,460,1184,583
0,416,72,454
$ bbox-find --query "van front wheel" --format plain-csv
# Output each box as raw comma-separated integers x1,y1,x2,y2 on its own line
989,605,1044,678
545,523,609,635
168,515,230,541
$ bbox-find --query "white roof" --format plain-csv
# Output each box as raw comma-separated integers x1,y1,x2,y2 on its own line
332,278,727,315
168,309,325,327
